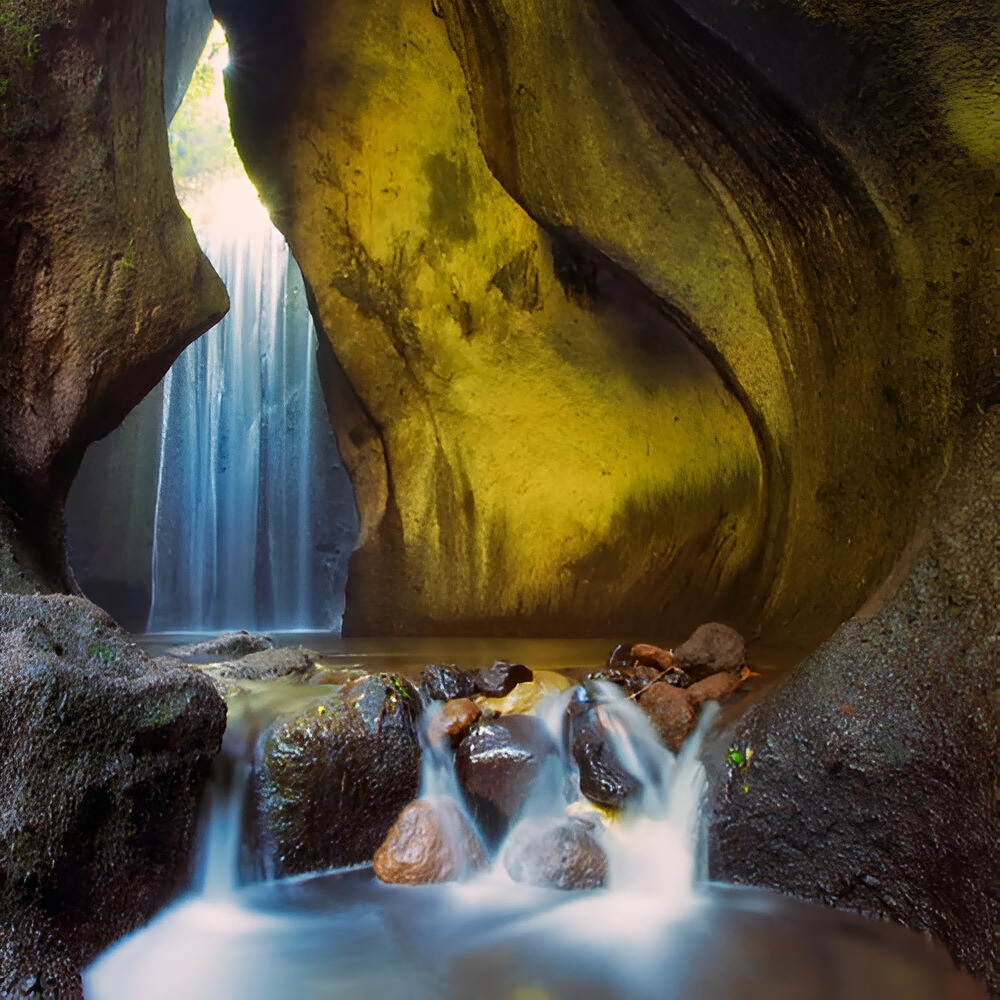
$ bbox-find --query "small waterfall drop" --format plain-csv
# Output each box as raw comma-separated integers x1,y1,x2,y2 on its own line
148,195,357,633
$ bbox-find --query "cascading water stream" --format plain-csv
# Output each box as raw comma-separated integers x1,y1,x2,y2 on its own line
147,204,357,634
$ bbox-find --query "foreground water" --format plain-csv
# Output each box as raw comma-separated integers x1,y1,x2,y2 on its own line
85,637,983,999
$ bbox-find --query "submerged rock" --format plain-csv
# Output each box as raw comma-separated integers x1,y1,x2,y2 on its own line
198,646,317,692
0,594,225,994
244,673,421,879
419,664,478,702
503,817,608,890
426,698,481,746
374,796,486,884
565,686,641,809
167,630,275,660
455,715,558,846
673,624,746,679
688,666,752,705
473,661,533,697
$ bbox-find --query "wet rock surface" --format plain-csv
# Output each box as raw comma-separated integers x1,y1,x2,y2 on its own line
472,661,533,698
0,594,225,997
638,683,699,754
419,664,478,702
455,715,558,846
565,686,641,809
426,698,481,746
503,817,608,890
374,796,486,885
244,673,421,879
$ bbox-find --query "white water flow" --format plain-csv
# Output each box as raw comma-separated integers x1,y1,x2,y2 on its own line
147,212,357,633
85,673,972,1000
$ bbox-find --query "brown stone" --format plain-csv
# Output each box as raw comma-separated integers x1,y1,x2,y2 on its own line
630,643,678,672
427,698,481,745
503,817,608,890
638,683,697,753
374,796,486,885
674,623,746,677
688,666,751,706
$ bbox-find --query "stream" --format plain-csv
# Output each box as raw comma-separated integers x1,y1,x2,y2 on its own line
84,637,982,1000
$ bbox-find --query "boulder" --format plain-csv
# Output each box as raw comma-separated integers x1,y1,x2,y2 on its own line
426,698,481,746
503,817,608,890
244,674,421,880
638,683,698,754
0,594,225,996
565,686,641,810
419,664,478,702
166,631,275,660
198,646,317,693
673,624,746,678
373,796,486,885
454,715,558,846
473,661,533,697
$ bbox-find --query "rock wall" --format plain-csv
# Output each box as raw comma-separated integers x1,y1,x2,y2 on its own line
0,0,227,593
214,0,767,638
213,0,996,642
707,405,1000,991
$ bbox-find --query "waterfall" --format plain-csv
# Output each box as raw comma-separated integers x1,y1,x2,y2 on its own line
148,207,357,633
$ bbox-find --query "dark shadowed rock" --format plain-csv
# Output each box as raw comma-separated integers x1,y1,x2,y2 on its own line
590,661,687,695
503,817,608,890
0,594,225,996
473,661,533,697
426,698,482,746
707,411,1000,993
419,664,478,702
455,715,557,846
639,682,698,753
373,796,486,885
673,624,746,678
244,673,421,880
167,630,275,660
565,686,641,809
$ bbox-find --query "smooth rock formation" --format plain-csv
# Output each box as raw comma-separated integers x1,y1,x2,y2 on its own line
0,594,225,997
426,698,481,747
565,686,642,809
244,674,422,879
210,0,995,643
672,623,746,677
373,796,486,885
503,817,608,890
197,647,317,694
707,408,1000,993
454,714,558,846
0,0,227,591
212,0,766,639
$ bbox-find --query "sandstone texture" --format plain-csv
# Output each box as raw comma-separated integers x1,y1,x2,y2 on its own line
0,0,227,593
0,594,226,997
211,0,996,643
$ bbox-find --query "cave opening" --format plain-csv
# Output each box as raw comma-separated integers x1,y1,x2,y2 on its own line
64,21,359,635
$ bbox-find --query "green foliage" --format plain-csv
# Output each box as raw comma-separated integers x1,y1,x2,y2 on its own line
168,31,243,199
